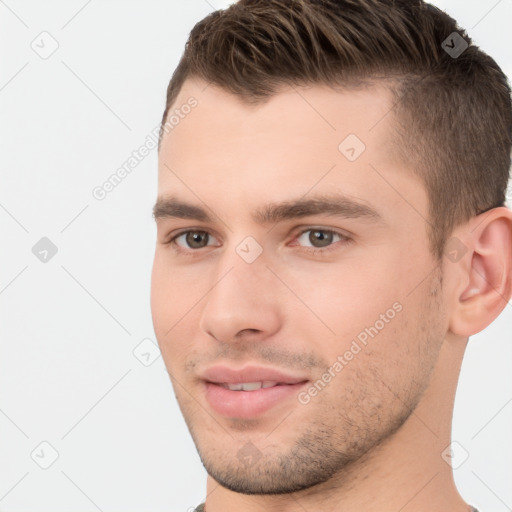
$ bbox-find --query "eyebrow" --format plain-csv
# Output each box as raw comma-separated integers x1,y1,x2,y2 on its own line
152,194,383,225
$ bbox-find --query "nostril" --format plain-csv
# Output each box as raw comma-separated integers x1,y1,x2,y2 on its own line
235,328,262,337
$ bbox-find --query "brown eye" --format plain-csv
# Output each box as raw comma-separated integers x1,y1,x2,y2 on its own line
171,230,220,252
308,230,334,247
294,229,346,250
184,231,210,249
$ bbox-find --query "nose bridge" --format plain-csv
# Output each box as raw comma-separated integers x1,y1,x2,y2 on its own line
214,233,270,298
199,241,280,342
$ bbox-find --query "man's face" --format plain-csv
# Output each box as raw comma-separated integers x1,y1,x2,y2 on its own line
151,79,447,494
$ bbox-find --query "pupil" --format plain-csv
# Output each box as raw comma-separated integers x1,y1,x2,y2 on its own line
186,231,208,248
309,230,333,247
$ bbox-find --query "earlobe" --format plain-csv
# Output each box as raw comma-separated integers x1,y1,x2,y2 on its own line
448,207,512,337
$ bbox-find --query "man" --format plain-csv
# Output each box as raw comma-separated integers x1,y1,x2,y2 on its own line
151,0,512,510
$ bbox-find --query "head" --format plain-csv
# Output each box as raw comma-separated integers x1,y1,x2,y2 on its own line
151,0,512,497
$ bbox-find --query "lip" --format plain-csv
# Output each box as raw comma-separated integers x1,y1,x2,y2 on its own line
200,364,308,385
200,364,309,419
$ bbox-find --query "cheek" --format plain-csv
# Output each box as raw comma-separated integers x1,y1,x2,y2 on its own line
150,254,183,349
150,253,174,334
279,251,430,368
150,252,208,363
151,252,199,326
280,260,403,337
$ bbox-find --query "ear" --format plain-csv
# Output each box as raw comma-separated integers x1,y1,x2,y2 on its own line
447,206,512,337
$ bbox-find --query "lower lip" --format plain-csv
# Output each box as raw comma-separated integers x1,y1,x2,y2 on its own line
204,382,308,419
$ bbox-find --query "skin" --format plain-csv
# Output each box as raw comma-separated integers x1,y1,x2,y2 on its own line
151,78,512,512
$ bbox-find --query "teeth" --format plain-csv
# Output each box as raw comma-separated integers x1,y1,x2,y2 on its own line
221,381,279,391
240,382,262,391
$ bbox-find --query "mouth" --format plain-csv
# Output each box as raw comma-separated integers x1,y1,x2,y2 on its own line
199,365,309,419
218,381,286,391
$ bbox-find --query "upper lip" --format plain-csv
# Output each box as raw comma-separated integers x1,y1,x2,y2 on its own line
200,364,309,385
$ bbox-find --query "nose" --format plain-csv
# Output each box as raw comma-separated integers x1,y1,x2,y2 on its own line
199,251,282,344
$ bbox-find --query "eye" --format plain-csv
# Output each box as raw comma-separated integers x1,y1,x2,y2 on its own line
173,230,217,249
295,229,345,248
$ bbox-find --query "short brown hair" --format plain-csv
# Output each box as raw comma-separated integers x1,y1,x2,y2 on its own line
160,0,512,259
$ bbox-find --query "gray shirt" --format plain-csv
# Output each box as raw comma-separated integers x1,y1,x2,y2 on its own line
194,504,479,511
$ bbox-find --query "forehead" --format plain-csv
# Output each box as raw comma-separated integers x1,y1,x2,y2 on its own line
157,78,425,227
164,78,396,155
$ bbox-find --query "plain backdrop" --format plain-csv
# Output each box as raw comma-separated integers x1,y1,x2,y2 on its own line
0,1,511,511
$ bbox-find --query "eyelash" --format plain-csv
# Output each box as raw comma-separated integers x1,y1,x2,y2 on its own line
165,227,352,256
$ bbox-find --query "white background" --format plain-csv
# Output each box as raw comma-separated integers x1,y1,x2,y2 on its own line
0,1,510,511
